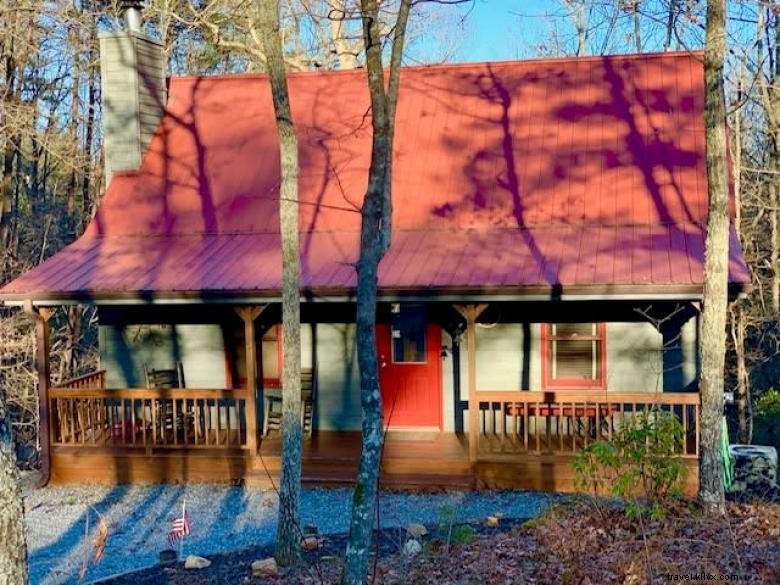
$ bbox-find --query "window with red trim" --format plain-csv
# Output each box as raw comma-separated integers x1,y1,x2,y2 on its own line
542,323,606,388
231,324,283,386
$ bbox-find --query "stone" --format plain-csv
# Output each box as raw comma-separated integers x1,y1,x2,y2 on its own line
486,515,500,528
301,536,319,550
729,445,778,493
406,522,428,538
251,558,278,578
184,555,211,570
159,549,177,564
403,539,422,558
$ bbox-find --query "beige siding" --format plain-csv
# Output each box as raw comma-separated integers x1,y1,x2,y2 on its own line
100,324,227,388
605,322,663,392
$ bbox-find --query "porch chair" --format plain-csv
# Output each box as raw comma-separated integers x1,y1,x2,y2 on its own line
264,368,316,436
143,363,187,442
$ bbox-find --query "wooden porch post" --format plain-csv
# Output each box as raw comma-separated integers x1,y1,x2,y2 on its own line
24,301,52,486
454,304,488,462
235,305,267,456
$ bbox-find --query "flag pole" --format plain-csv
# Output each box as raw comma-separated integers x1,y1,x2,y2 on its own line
179,499,186,559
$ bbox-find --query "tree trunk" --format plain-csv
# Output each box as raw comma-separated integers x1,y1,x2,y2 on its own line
699,0,728,516
258,0,303,567
342,2,411,584
0,387,28,585
633,1,642,53
664,0,677,51
730,305,752,443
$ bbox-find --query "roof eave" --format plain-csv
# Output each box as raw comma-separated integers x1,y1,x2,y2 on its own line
1,282,750,307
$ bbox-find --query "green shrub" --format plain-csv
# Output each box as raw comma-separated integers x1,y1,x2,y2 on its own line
451,524,475,545
573,408,687,519
756,388,780,447
756,388,780,418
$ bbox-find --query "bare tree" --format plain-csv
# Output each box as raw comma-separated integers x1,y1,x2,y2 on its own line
0,384,28,584
257,0,304,567
699,0,729,515
341,0,411,583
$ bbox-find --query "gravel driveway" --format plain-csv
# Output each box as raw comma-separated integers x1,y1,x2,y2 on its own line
24,483,556,584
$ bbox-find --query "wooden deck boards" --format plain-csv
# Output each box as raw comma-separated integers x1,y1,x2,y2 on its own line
49,431,699,494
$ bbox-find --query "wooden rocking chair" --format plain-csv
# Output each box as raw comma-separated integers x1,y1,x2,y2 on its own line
264,368,316,436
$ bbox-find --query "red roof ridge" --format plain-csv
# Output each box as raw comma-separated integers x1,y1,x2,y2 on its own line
168,49,705,84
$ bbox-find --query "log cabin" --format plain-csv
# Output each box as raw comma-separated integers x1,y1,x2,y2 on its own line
0,12,751,493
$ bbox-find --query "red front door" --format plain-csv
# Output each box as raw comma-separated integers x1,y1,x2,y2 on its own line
376,305,442,429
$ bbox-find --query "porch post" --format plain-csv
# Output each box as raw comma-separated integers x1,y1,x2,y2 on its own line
235,305,267,456
454,304,488,462
24,301,52,487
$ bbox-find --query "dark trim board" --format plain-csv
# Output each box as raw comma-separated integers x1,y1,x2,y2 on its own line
1,282,752,306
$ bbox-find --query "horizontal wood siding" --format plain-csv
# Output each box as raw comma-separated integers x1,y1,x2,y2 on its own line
99,32,164,178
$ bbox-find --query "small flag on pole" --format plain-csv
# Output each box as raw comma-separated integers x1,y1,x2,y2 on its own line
168,500,191,548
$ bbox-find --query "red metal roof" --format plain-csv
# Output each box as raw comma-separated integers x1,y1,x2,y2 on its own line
1,51,750,301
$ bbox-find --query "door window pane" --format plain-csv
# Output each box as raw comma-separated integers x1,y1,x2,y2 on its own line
391,304,427,363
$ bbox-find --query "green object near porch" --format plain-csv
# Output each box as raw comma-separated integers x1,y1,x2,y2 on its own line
722,416,734,490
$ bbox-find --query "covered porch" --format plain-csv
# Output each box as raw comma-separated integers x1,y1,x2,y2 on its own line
30,299,702,493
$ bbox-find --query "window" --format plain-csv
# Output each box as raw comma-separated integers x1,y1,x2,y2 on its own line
261,326,281,380
391,304,427,363
231,324,282,384
543,323,605,388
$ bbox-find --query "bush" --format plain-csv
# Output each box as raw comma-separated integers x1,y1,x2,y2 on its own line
573,408,687,519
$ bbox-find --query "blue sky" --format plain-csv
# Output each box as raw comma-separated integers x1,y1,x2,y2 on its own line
446,0,554,62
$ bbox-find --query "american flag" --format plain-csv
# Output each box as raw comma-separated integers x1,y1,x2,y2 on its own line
168,508,191,547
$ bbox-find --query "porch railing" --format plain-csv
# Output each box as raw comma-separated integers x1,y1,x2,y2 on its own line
473,391,700,459
49,387,249,450
54,369,106,390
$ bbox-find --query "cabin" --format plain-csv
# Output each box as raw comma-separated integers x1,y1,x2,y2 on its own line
0,20,750,493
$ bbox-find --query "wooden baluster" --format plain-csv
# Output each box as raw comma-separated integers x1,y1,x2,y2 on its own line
120,400,126,446
694,403,700,457
226,399,233,446
682,404,688,455
130,399,136,446
523,400,529,452
511,402,518,443
559,401,564,452
203,400,209,446
595,399,601,441
69,399,76,445
151,399,158,445
571,402,576,453
184,399,190,445
173,399,178,446
193,398,198,446
216,400,222,447
535,400,541,453
77,400,84,445
141,399,147,447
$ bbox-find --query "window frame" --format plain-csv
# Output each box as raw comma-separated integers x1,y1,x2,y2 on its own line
541,322,607,389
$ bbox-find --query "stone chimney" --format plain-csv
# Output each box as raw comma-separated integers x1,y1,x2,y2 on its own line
100,0,166,181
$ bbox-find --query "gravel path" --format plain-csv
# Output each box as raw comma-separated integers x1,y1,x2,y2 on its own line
24,483,556,585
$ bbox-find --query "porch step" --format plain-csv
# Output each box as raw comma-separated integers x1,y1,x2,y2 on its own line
246,456,474,490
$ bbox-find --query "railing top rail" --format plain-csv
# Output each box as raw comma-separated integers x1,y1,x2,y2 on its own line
49,387,249,400
52,369,107,389
474,390,700,405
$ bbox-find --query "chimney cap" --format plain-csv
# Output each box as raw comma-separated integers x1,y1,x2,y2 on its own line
119,0,144,32
119,0,145,11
